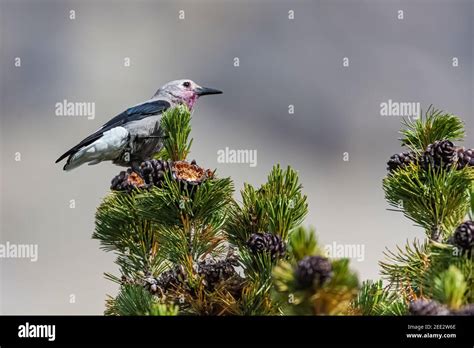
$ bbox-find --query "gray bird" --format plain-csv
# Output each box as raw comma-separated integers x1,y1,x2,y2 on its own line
55,79,222,171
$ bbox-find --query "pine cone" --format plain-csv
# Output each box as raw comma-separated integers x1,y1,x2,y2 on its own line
151,266,187,293
197,255,240,290
387,151,417,172
224,276,245,298
453,221,474,252
456,147,474,169
144,276,159,293
247,232,286,260
408,299,450,316
421,140,457,170
147,254,241,294
110,169,145,192
139,159,171,186
454,304,474,316
111,160,213,193
295,255,332,289
171,160,213,193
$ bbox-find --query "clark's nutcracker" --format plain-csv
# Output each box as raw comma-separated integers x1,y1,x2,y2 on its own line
55,79,222,171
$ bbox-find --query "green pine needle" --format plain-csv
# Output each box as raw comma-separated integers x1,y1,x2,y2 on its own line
432,265,467,310
383,164,473,239
155,105,193,161
400,106,465,152
288,226,320,262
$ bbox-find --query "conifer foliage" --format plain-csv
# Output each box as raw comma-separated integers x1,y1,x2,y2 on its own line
93,105,472,316
353,107,473,316
93,105,360,315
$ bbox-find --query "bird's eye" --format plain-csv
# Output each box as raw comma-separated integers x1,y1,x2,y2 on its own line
183,81,191,88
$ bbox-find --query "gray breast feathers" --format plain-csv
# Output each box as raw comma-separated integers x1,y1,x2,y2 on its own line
117,115,165,166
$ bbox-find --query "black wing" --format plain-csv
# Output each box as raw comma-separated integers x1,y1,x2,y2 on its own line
55,99,171,163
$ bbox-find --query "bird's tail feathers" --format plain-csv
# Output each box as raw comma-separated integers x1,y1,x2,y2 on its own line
63,154,82,171
62,145,92,171
58,127,129,171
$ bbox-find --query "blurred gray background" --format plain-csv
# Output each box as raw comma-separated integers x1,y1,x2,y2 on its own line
0,0,472,314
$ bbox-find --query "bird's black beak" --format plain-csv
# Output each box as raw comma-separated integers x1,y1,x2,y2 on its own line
196,86,223,96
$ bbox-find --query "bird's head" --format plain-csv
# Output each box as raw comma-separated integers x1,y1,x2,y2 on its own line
154,79,222,110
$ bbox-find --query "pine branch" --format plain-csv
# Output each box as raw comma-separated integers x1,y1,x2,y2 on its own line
378,107,474,314
225,185,268,247
223,165,310,315
272,227,359,315
383,163,473,239
137,176,234,264
352,280,407,315
226,164,308,245
400,106,465,152
93,192,162,277
288,226,319,262
426,244,473,304
105,284,179,316
352,280,388,315
155,105,193,161
380,238,473,305
379,239,430,295
105,284,154,316
262,165,308,239
432,265,467,310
